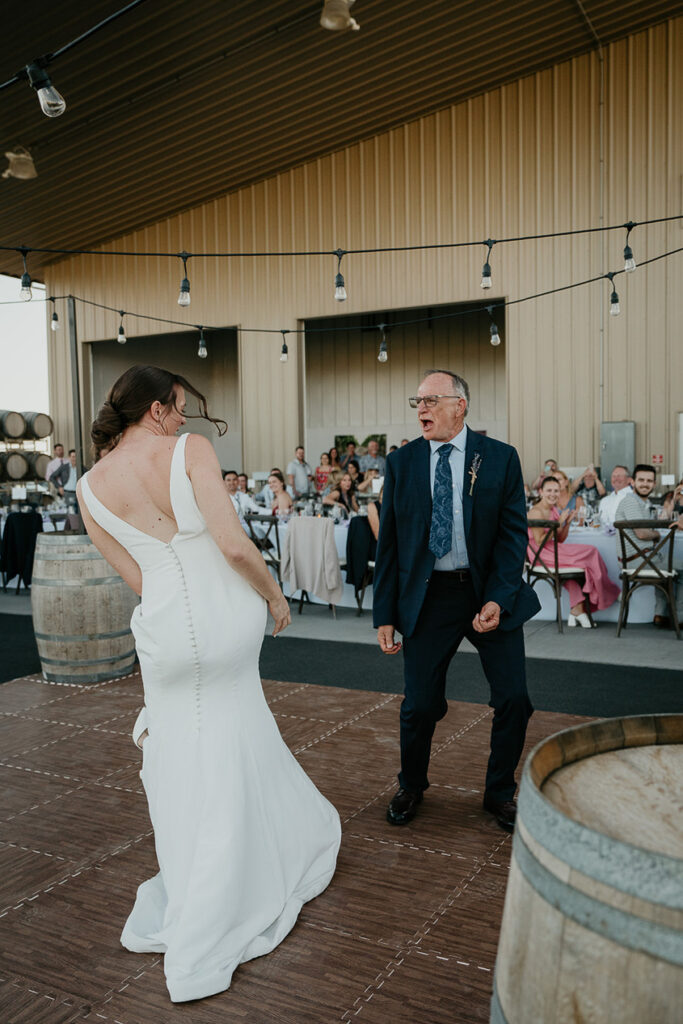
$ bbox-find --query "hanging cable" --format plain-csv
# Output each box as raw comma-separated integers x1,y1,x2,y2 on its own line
480,239,495,290
117,310,127,343
605,272,620,316
334,248,347,301
177,251,191,306
279,329,289,363
49,296,60,331
486,306,501,346
197,326,208,359
19,248,32,300
377,323,388,362
623,221,637,273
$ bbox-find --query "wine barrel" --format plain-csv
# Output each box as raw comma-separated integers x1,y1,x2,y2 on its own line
21,411,53,439
491,715,683,1024
31,533,139,684
24,451,50,480
0,410,26,440
0,451,29,481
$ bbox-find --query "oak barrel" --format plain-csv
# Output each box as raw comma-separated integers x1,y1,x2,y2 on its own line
491,715,683,1023
0,451,29,480
0,410,26,440
31,533,139,684
20,411,54,439
24,451,50,480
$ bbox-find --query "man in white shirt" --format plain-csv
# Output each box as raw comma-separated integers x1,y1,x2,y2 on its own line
45,443,68,482
223,471,260,518
598,465,633,526
286,447,313,498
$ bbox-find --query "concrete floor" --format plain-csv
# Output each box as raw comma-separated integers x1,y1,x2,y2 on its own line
3,587,681,671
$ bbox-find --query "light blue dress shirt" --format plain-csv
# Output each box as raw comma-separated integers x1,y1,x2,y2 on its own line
429,425,469,570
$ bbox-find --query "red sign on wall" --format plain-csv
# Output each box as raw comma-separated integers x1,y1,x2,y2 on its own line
651,454,664,464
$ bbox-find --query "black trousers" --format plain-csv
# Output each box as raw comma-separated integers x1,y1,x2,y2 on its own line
399,572,533,800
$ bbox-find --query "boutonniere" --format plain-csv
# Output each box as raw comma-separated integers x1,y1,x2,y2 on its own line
468,453,482,496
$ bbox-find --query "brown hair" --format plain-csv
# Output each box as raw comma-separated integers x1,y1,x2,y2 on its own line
91,365,227,457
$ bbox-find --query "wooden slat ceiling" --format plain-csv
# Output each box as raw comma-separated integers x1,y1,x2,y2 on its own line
0,0,680,277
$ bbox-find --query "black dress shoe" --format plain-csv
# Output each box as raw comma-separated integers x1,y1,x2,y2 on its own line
482,795,517,832
653,615,672,629
387,787,423,826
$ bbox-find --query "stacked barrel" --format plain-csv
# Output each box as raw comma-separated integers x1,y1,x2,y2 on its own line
0,410,53,482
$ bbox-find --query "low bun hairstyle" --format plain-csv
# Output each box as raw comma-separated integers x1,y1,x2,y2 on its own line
91,364,227,458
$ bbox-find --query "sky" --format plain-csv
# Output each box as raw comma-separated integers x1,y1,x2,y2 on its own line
0,273,50,413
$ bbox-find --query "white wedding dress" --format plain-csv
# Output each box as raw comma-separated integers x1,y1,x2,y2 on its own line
80,434,341,1002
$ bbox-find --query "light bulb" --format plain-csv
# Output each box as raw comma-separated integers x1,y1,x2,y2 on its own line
609,291,620,316
37,85,66,117
117,325,127,344
481,263,492,289
334,272,347,301
280,346,289,363
178,278,191,306
20,272,32,301
623,245,636,273
50,311,60,331
378,348,388,363
198,332,208,358
490,325,501,346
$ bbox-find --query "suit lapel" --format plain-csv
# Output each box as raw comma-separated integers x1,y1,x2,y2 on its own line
463,429,481,539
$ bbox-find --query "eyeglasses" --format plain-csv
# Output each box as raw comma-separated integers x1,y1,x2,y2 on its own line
408,395,464,409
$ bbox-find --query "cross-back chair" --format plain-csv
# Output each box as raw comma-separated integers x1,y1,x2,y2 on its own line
614,519,680,639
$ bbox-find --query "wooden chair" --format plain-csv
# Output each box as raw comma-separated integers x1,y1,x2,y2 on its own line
243,513,283,584
614,519,680,639
526,517,594,633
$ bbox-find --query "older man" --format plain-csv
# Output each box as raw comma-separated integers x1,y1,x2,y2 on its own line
599,465,633,526
373,370,539,831
359,439,385,475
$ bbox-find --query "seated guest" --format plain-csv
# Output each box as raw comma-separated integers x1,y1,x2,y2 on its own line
528,476,620,627
553,469,584,514
367,487,383,541
315,451,332,493
531,457,559,492
323,472,358,516
599,465,633,526
268,471,294,516
570,464,606,507
257,467,295,507
617,465,683,629
355,465,379,493
345,459,365,492
237,473,250,494
662,478,683,518
388,444,398,453
339,442,357,470
223,470,260,518
359,439,385,475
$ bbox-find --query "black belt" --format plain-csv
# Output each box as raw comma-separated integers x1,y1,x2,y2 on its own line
432,569,471,582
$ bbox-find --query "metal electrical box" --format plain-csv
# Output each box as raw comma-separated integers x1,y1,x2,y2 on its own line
600,421,636,483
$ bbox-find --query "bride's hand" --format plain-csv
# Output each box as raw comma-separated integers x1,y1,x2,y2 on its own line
268,593,291,636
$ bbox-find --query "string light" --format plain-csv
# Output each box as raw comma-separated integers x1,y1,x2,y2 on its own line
49,296,60,331
117,311,127,343
334,248,347,301
280,330,289,363
605,273,620,316
320,0,360,31
481,238,495,290
197,326,208,359
623,221,637,273
377,324,388,362
177,250,191,306
19,248,32,300
25,60,66,118
486,306,501,346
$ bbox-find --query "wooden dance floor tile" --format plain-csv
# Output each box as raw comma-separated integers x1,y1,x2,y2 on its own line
0,669,590,1023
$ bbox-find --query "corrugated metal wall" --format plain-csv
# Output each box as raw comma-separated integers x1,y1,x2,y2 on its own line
46,16,683,480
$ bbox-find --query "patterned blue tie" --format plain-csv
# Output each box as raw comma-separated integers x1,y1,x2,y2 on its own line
429,443,454,558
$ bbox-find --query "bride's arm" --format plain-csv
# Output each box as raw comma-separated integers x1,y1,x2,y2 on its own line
77,482,143,596
186,435,290,633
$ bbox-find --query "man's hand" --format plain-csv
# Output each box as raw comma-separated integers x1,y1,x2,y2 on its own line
377,625,402,654
472,601,501,633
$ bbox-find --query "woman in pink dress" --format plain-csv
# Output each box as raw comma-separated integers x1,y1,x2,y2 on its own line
528,476,620,628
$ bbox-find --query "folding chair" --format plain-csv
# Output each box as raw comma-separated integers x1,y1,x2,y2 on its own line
243,513,283,584
614,519,680,639
526,517,594,633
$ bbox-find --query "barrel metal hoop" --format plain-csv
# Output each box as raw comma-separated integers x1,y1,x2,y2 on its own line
519,769,683,908
39,650,136,666
35,552,104,561
35,628,132,642
32,576,125,586
43,665,134,684
489,979,509,1024
513,830,683,967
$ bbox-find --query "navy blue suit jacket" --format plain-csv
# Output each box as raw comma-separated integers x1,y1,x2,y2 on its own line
372,432,540,637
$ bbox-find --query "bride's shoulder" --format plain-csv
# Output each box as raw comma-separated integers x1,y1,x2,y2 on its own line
184,433,220,468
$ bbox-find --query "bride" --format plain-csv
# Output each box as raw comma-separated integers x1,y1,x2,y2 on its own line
77,365,341,1002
